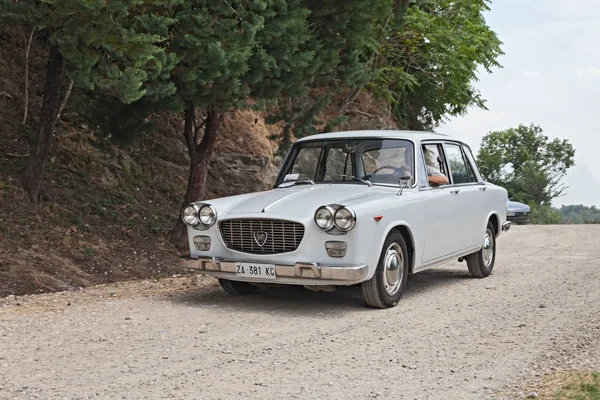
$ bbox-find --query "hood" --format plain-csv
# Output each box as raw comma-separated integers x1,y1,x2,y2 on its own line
213,184,397,217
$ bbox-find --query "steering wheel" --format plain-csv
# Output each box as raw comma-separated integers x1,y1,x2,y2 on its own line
372,165,401,175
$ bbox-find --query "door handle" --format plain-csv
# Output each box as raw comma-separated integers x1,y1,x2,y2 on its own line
479,186,487,191
450,189,460,194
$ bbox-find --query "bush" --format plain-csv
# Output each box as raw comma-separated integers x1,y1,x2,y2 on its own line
529,203,563,224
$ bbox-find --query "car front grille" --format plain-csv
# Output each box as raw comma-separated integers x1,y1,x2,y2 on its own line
218,219,305,255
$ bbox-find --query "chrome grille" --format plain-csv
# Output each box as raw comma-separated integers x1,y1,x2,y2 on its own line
219,219,305,255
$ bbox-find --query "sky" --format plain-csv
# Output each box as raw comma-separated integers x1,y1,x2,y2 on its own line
438,0,600,208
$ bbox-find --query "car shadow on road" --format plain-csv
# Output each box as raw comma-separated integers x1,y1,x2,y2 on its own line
165,266,473,315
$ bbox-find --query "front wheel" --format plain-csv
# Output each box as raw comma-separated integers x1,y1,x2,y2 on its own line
361,230,409,309
218,279,258,295
466,222,496,278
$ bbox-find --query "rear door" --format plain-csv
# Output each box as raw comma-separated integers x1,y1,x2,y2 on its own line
443,142,484,250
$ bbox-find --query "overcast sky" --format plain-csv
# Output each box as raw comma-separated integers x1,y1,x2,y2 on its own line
438,0,600,208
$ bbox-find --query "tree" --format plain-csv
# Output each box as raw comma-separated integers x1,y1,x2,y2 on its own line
167,0,317,242
1,0,180,202
367,0,503,130
268,0,394,151
476,124,576,205
559,205,600,224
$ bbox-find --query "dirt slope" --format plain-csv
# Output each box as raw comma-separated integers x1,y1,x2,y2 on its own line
1,225,599,399
0,25,397,298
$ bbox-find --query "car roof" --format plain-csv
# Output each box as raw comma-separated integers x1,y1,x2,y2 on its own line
295,129,455,143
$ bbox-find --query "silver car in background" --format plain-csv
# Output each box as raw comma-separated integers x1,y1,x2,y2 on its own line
507,200,531,225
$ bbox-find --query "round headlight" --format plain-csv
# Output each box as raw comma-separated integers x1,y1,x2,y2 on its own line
334,207,356,231
199,205,217,226
182,205,200,226
314,206,334,230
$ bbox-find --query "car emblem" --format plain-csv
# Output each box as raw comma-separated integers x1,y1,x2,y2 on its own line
253,231,268,247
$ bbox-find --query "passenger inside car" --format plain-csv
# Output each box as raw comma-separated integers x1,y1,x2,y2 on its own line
422,147,449,186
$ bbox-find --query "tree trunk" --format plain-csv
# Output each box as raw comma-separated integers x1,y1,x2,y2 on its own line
22,44,64,203
22,26,37,125
170,108,222,249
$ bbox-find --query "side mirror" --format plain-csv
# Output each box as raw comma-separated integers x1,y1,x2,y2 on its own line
396,175,411,196
398,175,411,186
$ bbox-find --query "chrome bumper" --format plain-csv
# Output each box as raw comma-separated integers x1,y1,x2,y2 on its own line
502,221,511,232
181,256,369,284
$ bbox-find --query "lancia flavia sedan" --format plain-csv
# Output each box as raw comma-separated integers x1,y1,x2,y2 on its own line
180,130,511,309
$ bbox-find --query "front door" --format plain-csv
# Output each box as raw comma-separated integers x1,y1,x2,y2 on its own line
419,144,457,263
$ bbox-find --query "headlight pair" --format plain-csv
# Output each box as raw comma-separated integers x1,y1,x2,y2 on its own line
314,205,356,232
181,204,217,227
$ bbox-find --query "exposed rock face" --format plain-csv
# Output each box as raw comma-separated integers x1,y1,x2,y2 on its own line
203,109,280,199
145,91,398,201
206,153,277,198
150,135,190,166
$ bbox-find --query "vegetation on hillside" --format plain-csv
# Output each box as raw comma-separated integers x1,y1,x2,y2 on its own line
559,205,600,224
0,0,505,296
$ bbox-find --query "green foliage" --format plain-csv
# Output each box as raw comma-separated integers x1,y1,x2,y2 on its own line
96,0,321,142
368,0,503,129
546,372,600,400
1,0,182,124
268,0,394,148
559,205,600,224
476,124,575,205
529,203,563,225
170,0,314,113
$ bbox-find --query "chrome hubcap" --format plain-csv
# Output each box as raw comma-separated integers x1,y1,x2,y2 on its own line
383,243,403,296
482,229,494,268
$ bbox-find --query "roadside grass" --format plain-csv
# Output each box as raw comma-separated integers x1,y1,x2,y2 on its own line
535,371,600,400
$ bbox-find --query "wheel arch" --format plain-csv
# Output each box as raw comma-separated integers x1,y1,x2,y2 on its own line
488,213,500,237
387,224,416,274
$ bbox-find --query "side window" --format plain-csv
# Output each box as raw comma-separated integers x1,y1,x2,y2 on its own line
323,148,353,180
445,144,477,184
422,144,447,176
463,146,481,182
464,153,477,182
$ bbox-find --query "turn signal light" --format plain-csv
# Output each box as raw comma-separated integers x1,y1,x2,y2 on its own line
325,241,347,258
193,236,211,251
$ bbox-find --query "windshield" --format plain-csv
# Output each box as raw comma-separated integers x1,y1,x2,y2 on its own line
277,138,415,187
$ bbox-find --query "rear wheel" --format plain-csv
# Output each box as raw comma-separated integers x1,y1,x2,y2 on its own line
466,222,496,278
362,230,409,309
218,279,258,295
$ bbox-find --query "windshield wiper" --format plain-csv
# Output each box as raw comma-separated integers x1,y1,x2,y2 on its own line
331,174,373,187
277,178,315,188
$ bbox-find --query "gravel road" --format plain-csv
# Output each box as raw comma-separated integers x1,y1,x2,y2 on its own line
1,225,599,400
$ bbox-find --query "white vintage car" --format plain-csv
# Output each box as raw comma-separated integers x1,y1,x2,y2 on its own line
180,130,510,308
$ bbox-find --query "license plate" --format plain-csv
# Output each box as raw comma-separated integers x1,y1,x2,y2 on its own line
235,263,276,280
507,212,515,216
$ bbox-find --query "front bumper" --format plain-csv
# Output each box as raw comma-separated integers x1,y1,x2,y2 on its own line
507,213,530,223
502,221,511,232
181,256,369,286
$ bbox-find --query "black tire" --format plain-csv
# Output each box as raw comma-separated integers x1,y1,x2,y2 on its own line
361,230,409,309
466,221,496,278
218,279,258,295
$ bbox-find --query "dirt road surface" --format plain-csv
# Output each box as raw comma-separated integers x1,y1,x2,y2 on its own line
1,225,599,399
